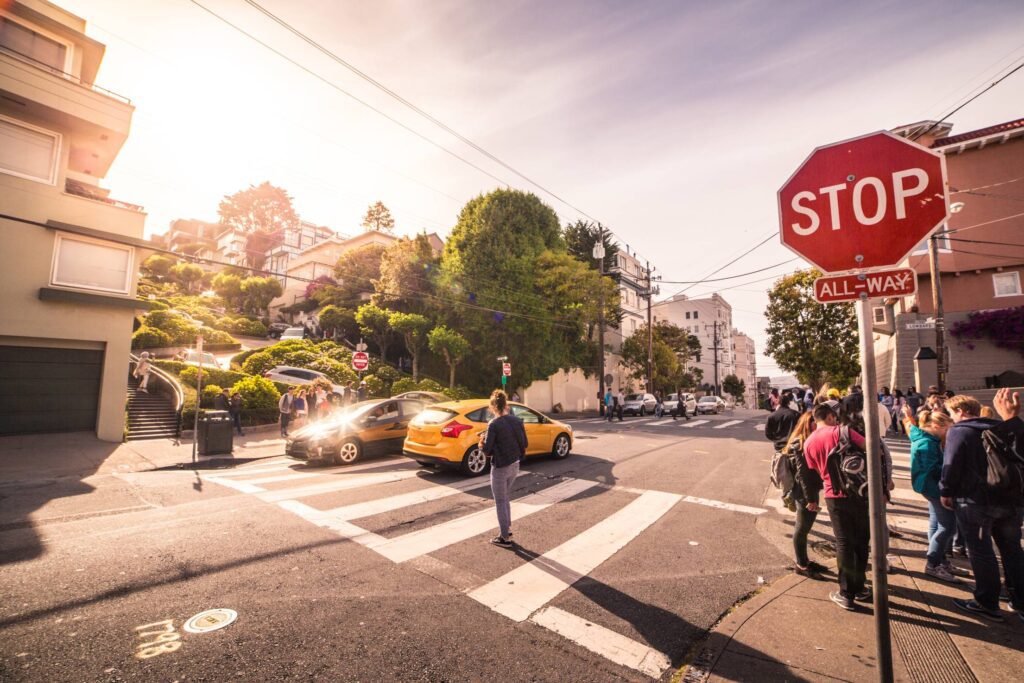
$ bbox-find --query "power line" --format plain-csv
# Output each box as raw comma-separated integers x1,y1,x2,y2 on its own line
946,237,1024,249
937,210,1024,235
655,259,799,284
951,176,1024,194
660,232,779,300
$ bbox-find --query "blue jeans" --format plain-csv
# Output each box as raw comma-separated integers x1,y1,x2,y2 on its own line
955,503,1024,610
490,460,520,539
926,497,955,568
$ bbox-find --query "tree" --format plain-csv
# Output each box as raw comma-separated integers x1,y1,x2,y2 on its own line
428,325,469,389
389,312,432,381
142,254,176,279
218,182,299,271
355,303,394,363
240,276,283,317
212,272,243,310
319,305,359,343
362,200,395,233
620,321,696,392
373,234,439,315
170,262,204,293
722,374,746,404
765,269,860,391
322,243,387,305
563,219,618,273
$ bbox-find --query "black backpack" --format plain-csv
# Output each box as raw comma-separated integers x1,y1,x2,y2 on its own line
982,422,1024,504
826,426,868,500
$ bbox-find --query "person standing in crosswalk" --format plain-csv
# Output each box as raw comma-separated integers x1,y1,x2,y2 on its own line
481,389,527,548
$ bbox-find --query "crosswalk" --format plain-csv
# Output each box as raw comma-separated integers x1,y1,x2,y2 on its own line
201,455,763,678
567,415,758,431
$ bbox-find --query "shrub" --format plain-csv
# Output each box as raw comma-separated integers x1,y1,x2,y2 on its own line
216,316,268,337
361,374,384,397
391,377,417,396
179,365,248,390
132,326,172,349
145,310,200,345
201,384,223,407
230,375,281,412
202,328,236,345
152,360,187,375
146,299,170,311
416,378,446,394
241,350,279,376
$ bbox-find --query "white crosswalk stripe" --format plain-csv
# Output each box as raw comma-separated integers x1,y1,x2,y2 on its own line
754,424,766,432
679,419,709,428
713,420,744,429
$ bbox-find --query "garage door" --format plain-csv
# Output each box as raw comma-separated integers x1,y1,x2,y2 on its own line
0,346,103,435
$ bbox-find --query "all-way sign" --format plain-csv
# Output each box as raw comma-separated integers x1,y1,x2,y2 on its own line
814,268,917,304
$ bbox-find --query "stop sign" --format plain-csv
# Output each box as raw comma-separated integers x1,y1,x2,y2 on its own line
351,351,369,372
778,131,948,273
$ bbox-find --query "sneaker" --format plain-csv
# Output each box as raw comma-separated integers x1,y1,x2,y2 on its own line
951,546,967,558
926,564,961,583
489,536,513,548
794,565,820,578
942,562,970,578
830,591,855,611
1000,587,1011,603
952,598,1004,622
855,588,873,603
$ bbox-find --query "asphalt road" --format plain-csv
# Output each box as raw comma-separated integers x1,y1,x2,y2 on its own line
0,410,787,682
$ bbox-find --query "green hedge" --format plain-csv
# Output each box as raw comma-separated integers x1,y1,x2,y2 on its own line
215,316,267,337
132,326,172,349
179,365,248,390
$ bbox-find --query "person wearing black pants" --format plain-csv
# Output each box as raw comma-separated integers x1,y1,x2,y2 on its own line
825,496,871,600
787,412,826,576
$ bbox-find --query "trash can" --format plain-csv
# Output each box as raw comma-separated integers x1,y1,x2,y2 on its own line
197,410,233,456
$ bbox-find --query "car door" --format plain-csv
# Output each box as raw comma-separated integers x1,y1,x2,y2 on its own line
510,405,551,455
395,400,425,449
359,401,402,455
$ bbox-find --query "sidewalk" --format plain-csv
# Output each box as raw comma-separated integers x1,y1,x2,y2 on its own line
683,474,1024,681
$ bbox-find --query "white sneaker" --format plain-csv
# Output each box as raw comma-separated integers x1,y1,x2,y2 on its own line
926,564,960,583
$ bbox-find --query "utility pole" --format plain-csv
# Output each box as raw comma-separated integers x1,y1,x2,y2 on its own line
594,227,606,416
709,321,722,396
928,235,947,392
646,261,653,392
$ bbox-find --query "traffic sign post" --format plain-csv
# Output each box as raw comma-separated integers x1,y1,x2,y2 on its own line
501,362,511,388
779,131,949,683
351,351,369,373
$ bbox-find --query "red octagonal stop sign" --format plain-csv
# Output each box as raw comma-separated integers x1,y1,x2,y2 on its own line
778,131,949,273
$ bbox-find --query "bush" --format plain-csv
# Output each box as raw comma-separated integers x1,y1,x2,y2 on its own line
230,375,281,412
202,328,236,345
132,326,172,349
201,384,223,408
391,377,417,396
216,316,268,337
145,310,200,345
146,299,170,311
361,374,384,397
179,365,248,390
230,348,260,370
416,378,447,394
152,360,187,375
241,350,280,377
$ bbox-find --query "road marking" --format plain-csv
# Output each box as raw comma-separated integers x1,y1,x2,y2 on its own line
468,490,681,621
754,424,766,432
373,477,599,563
650,419,674,426
255,469,424,502
679,420,708,428
680,495,766,516
529,606,670,679
201,476,264,494
325,475,491,521
206,463,298,478
277,500,389,546
713,420,744,429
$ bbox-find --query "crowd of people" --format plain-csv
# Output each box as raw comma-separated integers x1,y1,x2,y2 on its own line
765,383,1024,621
277,380,369,438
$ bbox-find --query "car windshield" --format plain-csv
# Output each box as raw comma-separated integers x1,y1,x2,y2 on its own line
699,397,716,403
625,394,643,401
185,351,218,365
415,407,460,425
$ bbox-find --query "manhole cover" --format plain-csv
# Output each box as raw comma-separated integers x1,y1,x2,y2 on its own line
183,609,237,633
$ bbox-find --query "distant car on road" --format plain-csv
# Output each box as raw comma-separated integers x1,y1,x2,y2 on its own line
279,326,306,341
622,393,657,416
663,392,697,415
696,396,727,414
392,391,448,404
264,365,344,394
180,349,222,369
267,322,291,339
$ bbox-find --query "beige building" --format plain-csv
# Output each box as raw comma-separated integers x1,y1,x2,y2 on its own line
610,247,648,350
731,330,757,407
0,0,149,440
653,293,736,393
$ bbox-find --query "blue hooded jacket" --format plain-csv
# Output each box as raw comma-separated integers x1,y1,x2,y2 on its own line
940,417,1001,504
909,425,943,500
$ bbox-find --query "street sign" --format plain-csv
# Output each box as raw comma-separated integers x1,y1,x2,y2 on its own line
779,130,949,273
905,321,936,330
351,351,369,372
813,268,917,304
502,362,511,377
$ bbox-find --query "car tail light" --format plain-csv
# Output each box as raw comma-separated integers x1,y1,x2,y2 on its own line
440,421,473,438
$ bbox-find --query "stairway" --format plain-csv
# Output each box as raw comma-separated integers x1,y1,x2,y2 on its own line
126,373,179,441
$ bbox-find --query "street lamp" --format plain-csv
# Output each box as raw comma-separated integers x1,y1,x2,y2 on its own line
593,235,607,416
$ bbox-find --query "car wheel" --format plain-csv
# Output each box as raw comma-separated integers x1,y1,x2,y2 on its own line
639,407,646,417
334,439,361,465
461,446,489,476
552,433,571,459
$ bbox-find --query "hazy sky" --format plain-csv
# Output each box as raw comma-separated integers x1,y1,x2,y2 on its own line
62,0,1024,375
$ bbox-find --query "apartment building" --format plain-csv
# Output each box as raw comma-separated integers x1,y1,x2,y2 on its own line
871,117,1024,391
653,293,736,393
609,248,649,350
732,330,758,407
0,0,150,440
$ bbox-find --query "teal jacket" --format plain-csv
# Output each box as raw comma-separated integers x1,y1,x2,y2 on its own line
909,425,943,499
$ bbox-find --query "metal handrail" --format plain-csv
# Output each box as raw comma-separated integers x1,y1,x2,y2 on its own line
0,44,132,104
130,353,184,440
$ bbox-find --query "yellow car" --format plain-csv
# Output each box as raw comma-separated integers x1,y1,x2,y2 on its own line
403,399,574,475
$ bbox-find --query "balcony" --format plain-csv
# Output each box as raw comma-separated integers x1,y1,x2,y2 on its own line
65,178,144,213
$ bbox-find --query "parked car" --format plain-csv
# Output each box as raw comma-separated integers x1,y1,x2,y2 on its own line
622,393,657,416
663,393,697,415
180,349,222,369
392,391,448,404
696,395,727,414
403,400,573,475
264,365,344,394
280,326,306,341
285,398,428,465
267,322,291,339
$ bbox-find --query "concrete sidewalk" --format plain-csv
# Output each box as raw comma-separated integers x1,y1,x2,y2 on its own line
682,511,1024,682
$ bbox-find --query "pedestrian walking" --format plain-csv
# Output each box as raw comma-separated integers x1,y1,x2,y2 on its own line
891,390,907,435
901,405,959,582
293,389,308,428
673,388,689,420
214,388,230,411
229,391,244,436
135,352,152,393
357,381,368,402
654,392,663,418
905,386,924,414
279,387,295,437
616,389,625,421
480,389,527,548
802,403,870,611
941,390,1024,622
605,389,614,422
765,391,799,450
782,413,827,577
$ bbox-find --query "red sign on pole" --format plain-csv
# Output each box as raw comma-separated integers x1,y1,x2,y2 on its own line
351,351,369,372
779,131,948,273
813,268,917,304
502,362,511,377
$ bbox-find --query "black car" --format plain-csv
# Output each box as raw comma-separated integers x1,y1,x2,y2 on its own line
267,322,291,339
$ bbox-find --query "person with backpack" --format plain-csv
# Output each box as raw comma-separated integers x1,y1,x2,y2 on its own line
780,412,827,577
902,406,961,583
940,390,1024,622
802,403,870,611
765,391,799,453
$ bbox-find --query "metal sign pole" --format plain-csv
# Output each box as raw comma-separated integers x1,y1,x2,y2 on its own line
192,334,204,464
856,296,893,683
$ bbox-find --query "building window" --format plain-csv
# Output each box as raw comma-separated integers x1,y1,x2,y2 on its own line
693,311,698,319
0,13,72,74
993,272,1022,298
0,115,60,185
873,307,886,324
51,233,135,295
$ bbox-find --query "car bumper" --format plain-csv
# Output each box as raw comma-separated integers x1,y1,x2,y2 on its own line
402,449,460,468
285,439,336,462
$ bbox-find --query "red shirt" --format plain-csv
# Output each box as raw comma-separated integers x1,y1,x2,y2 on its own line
802,425,866,498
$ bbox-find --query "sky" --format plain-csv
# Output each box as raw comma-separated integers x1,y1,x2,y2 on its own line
60,0,1024,375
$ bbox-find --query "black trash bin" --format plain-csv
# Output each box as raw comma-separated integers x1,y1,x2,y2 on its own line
197,410,233,455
